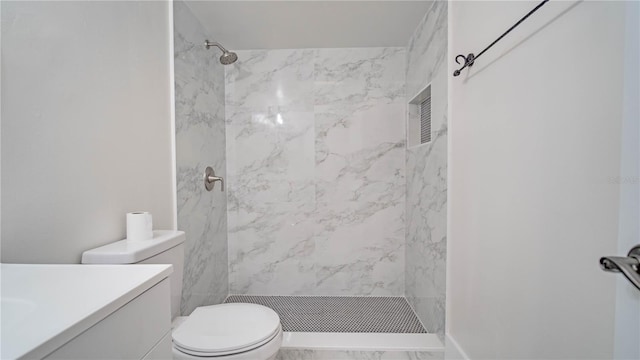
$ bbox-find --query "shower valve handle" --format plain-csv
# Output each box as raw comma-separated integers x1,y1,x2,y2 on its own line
204,166,224,192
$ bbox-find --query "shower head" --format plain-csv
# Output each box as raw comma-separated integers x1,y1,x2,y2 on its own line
205,40,238,65
219,51,238,65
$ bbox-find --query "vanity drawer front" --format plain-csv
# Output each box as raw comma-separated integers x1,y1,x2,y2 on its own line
44,279,171,360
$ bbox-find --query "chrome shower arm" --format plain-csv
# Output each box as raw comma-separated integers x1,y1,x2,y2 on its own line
205,40,227,53
204,40,238,65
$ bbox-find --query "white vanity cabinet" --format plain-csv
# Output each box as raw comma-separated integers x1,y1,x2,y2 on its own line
1,264,173,360
44,279,172,360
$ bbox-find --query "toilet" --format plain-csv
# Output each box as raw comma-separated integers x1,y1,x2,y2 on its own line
82,230,282,360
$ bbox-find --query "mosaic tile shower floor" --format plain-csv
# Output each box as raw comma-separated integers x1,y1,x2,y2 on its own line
225,295,426,333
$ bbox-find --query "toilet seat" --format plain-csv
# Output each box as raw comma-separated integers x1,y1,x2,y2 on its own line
172,327,283,360
172,303,281,357
174,325,282,357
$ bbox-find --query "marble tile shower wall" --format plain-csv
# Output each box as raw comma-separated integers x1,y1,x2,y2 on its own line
225,48,406,296
174,1,228,315
404,1,448,334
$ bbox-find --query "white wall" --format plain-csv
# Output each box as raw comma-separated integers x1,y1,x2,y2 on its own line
614,2,640,359
449,1,632,358
1,1,175,264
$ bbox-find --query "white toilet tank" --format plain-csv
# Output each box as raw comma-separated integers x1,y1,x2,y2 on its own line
82,230,186,319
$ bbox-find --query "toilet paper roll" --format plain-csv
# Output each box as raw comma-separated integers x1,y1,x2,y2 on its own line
126,212,153,241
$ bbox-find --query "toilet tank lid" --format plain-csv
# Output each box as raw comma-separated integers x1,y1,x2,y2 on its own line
81,230,186,264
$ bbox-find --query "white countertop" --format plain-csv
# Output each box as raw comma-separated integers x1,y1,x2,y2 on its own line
1,263,173,360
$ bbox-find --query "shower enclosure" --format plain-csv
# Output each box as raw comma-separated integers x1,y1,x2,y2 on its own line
173,0,448,356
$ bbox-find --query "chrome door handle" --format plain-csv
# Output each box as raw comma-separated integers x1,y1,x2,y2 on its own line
600,245,640,291
204,166,224,192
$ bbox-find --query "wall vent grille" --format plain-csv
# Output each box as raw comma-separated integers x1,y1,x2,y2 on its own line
420,96,432,144
407,83,432,149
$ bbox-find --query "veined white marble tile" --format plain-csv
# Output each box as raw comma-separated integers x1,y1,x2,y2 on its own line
406,1,448,99
405,128,447,333
174,0,228,315
225,49,315,111
315,103,405,204
226,107,316,206
314,47,406,107
177,164,229,314
226,47,408,296
228,202,318,295
404,0,448,335
313,200,405,296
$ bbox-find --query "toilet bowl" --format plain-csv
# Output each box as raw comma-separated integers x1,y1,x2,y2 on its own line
172,303,282,360
82,231,283,360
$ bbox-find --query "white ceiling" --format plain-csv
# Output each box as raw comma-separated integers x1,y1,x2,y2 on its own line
184,1,433,50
